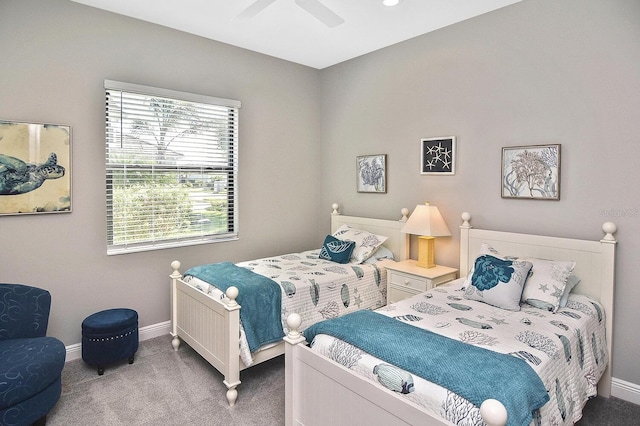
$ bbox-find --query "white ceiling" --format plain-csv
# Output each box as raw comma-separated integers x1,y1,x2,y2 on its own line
70,0,522,69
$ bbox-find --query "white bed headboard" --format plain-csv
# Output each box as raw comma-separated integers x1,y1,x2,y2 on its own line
458,212,617,397
330,204,410,262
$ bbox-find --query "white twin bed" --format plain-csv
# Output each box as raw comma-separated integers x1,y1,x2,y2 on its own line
169,206,616,425
169,205,410,406
283,212,617,426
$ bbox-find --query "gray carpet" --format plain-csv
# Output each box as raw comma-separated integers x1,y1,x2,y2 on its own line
48,335,640,425
47,335,284,425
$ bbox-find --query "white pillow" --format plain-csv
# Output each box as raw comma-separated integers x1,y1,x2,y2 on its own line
362,245,395,264
333,224,388,264
463,244,532,311
559,275,581,308
521,257,576,313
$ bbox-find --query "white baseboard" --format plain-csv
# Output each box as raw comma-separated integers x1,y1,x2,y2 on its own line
612,377,640,405
64,320,172,362
64,320,640,407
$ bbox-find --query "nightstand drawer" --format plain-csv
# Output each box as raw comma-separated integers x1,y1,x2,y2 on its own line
388,270,428,293
388,286,421,304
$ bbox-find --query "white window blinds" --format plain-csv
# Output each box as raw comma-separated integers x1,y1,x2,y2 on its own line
105,80,240,254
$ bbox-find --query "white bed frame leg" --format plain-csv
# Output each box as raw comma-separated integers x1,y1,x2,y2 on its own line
226,387,238,407
284,314,305,426
170,260,182,350
459,212,472,279
598,221,617,398
171,335,181,351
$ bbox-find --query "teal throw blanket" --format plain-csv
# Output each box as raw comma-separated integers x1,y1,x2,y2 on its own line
185,262,284,352
304,310,549,426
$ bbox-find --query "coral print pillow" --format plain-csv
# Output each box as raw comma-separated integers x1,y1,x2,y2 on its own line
333,224,388,264
464,244,533,311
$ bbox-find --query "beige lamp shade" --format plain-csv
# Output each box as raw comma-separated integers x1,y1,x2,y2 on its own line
401,203,451,268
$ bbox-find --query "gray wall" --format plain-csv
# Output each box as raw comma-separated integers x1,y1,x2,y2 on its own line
0,0,321,345
1,0,638,391
319,0,640,386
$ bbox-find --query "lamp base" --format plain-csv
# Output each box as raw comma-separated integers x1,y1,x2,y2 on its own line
416,236,436,268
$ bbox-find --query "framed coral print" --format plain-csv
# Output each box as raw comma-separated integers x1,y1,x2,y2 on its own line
501,144,560,200
0,120,72,215
421,137,456,175
357,154,386,193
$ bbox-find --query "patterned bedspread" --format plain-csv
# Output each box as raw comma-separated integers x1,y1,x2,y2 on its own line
308,278,608,425
183,249,387,365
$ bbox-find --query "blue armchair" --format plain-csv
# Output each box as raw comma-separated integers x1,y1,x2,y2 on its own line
0,284,66,426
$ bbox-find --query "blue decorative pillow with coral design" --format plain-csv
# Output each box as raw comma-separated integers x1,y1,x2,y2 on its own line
319,235,356,264
464,245,533,311
470,255,516,290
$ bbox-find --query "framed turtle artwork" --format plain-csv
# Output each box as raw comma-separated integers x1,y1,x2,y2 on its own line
0,120,72,215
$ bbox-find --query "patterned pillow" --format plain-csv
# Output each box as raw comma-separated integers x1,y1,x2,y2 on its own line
463,244,533,311
559,275,581,308
333,224,388,264
319,234,356,264
521,258,576,312
362,245,395,264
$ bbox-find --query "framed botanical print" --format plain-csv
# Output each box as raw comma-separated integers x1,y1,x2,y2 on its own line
0,120,72,215
421,137,456,175
357,154,386,193
501,144,560,200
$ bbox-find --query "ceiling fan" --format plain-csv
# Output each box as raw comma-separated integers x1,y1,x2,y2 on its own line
237,0,344,28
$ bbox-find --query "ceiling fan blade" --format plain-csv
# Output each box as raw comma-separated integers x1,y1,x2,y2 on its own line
295,0,344,28
236,0,279,20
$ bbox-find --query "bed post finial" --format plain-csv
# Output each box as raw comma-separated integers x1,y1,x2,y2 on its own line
480,399,508,426
332,203,340,215
226,286,239,307
400,207,409,222
170,260,182,278
284,314,305,344
601,222,617,242
461,212,472,228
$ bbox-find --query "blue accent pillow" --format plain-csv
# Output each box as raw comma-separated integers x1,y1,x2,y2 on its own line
464,245,533,311
319,235,356,264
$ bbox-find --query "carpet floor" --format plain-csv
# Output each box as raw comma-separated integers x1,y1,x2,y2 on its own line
47,335,640,425
47,335,284,425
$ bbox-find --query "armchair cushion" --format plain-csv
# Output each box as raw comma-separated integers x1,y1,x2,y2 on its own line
0,283,51,340
0,337,66,411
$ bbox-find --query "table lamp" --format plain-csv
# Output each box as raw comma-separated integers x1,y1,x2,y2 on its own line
401,202,451,268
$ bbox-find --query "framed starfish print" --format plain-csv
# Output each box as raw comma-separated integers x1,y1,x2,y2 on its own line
420,136,456,175
0,120,72,215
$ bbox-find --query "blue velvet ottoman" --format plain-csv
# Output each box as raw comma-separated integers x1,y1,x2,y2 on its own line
81,308,138,375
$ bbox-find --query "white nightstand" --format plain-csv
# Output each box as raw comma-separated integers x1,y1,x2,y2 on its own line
386,260,458,304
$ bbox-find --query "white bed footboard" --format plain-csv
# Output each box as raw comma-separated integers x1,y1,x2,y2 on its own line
170,261,243,406
283,314,507,426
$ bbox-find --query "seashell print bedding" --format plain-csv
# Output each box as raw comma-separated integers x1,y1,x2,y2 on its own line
184,249,388,366
309,278,607,425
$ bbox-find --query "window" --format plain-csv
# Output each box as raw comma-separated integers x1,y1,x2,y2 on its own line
105,80,240,254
